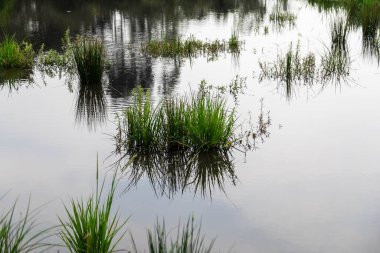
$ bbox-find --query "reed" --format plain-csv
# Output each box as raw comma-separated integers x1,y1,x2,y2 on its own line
0,35,34,69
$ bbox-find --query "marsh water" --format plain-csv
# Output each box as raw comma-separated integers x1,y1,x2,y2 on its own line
1,0,380,252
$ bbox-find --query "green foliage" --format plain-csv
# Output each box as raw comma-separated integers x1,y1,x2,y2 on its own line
58,166,128,253
131,216,215,253
142,35,243,60
117,86,235,152
0,35,34,69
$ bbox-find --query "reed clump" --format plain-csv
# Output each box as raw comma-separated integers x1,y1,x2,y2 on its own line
0,35,34,69
116,86,235,152
72,37,105,85
142,34,243,59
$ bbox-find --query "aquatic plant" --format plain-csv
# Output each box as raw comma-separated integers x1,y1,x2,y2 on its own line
259,42,316,85
0,35,34,69
142,35,243,60
320,46,351,83
228,32,241,53
0,197,49,253
58,165,128,253
269,11,296,28
131,216,215,253
116,86,235,152
72,37,105,85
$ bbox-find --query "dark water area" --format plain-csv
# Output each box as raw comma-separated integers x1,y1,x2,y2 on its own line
1,0,380,252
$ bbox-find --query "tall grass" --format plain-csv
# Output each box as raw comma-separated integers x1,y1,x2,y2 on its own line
58,165,128,253
131,216,215,253
0,35,34,69
0,198,49,253
72,37,105,85
117,86,235,152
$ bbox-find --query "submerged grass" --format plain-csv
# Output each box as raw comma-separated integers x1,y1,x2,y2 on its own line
117,86,235,152
58,165,128,253
142,34,243,60
131,216,215,253
0,35,34,69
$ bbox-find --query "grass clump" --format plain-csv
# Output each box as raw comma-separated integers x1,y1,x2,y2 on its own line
58,166,128,253
131,216,215,253
116,86,235,152
0,197,49,253
269,11,297,28
142,34,243,60
0,35,34,69
72,37,105,85
259,42,316,85
320,47,350,83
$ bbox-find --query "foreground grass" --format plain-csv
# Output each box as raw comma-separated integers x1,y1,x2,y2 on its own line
58,166,128,253
116,86,235,152
0,35,34,69
131,217,215,253
142,34,243,60
0,197,49,253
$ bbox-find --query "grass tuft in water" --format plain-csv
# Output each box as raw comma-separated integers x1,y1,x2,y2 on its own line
269,11,296,28
142,34,243,60
72,37,105,85
58,164,128,253
259,42,316,85
0,34,34,69
131,216,215,253
116,86,235,152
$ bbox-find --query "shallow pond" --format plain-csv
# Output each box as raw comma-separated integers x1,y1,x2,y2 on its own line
1,0,380,252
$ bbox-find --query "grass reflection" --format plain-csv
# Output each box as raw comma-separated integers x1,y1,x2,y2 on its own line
115,149,237,199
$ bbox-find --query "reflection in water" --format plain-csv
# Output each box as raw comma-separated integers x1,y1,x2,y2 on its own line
115,149,237,199
75,81,107,130
0,69,33,94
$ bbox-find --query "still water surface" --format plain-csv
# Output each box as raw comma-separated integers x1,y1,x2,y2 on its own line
1,0,380,252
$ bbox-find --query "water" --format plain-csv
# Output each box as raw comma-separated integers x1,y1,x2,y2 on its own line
1,0,380,252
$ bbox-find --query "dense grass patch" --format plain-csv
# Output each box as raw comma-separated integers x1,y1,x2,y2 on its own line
142,34,243,60
116,86,235,152
58,166,128,253
72,37,105,85
269,11,296,28
0,35,34,69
